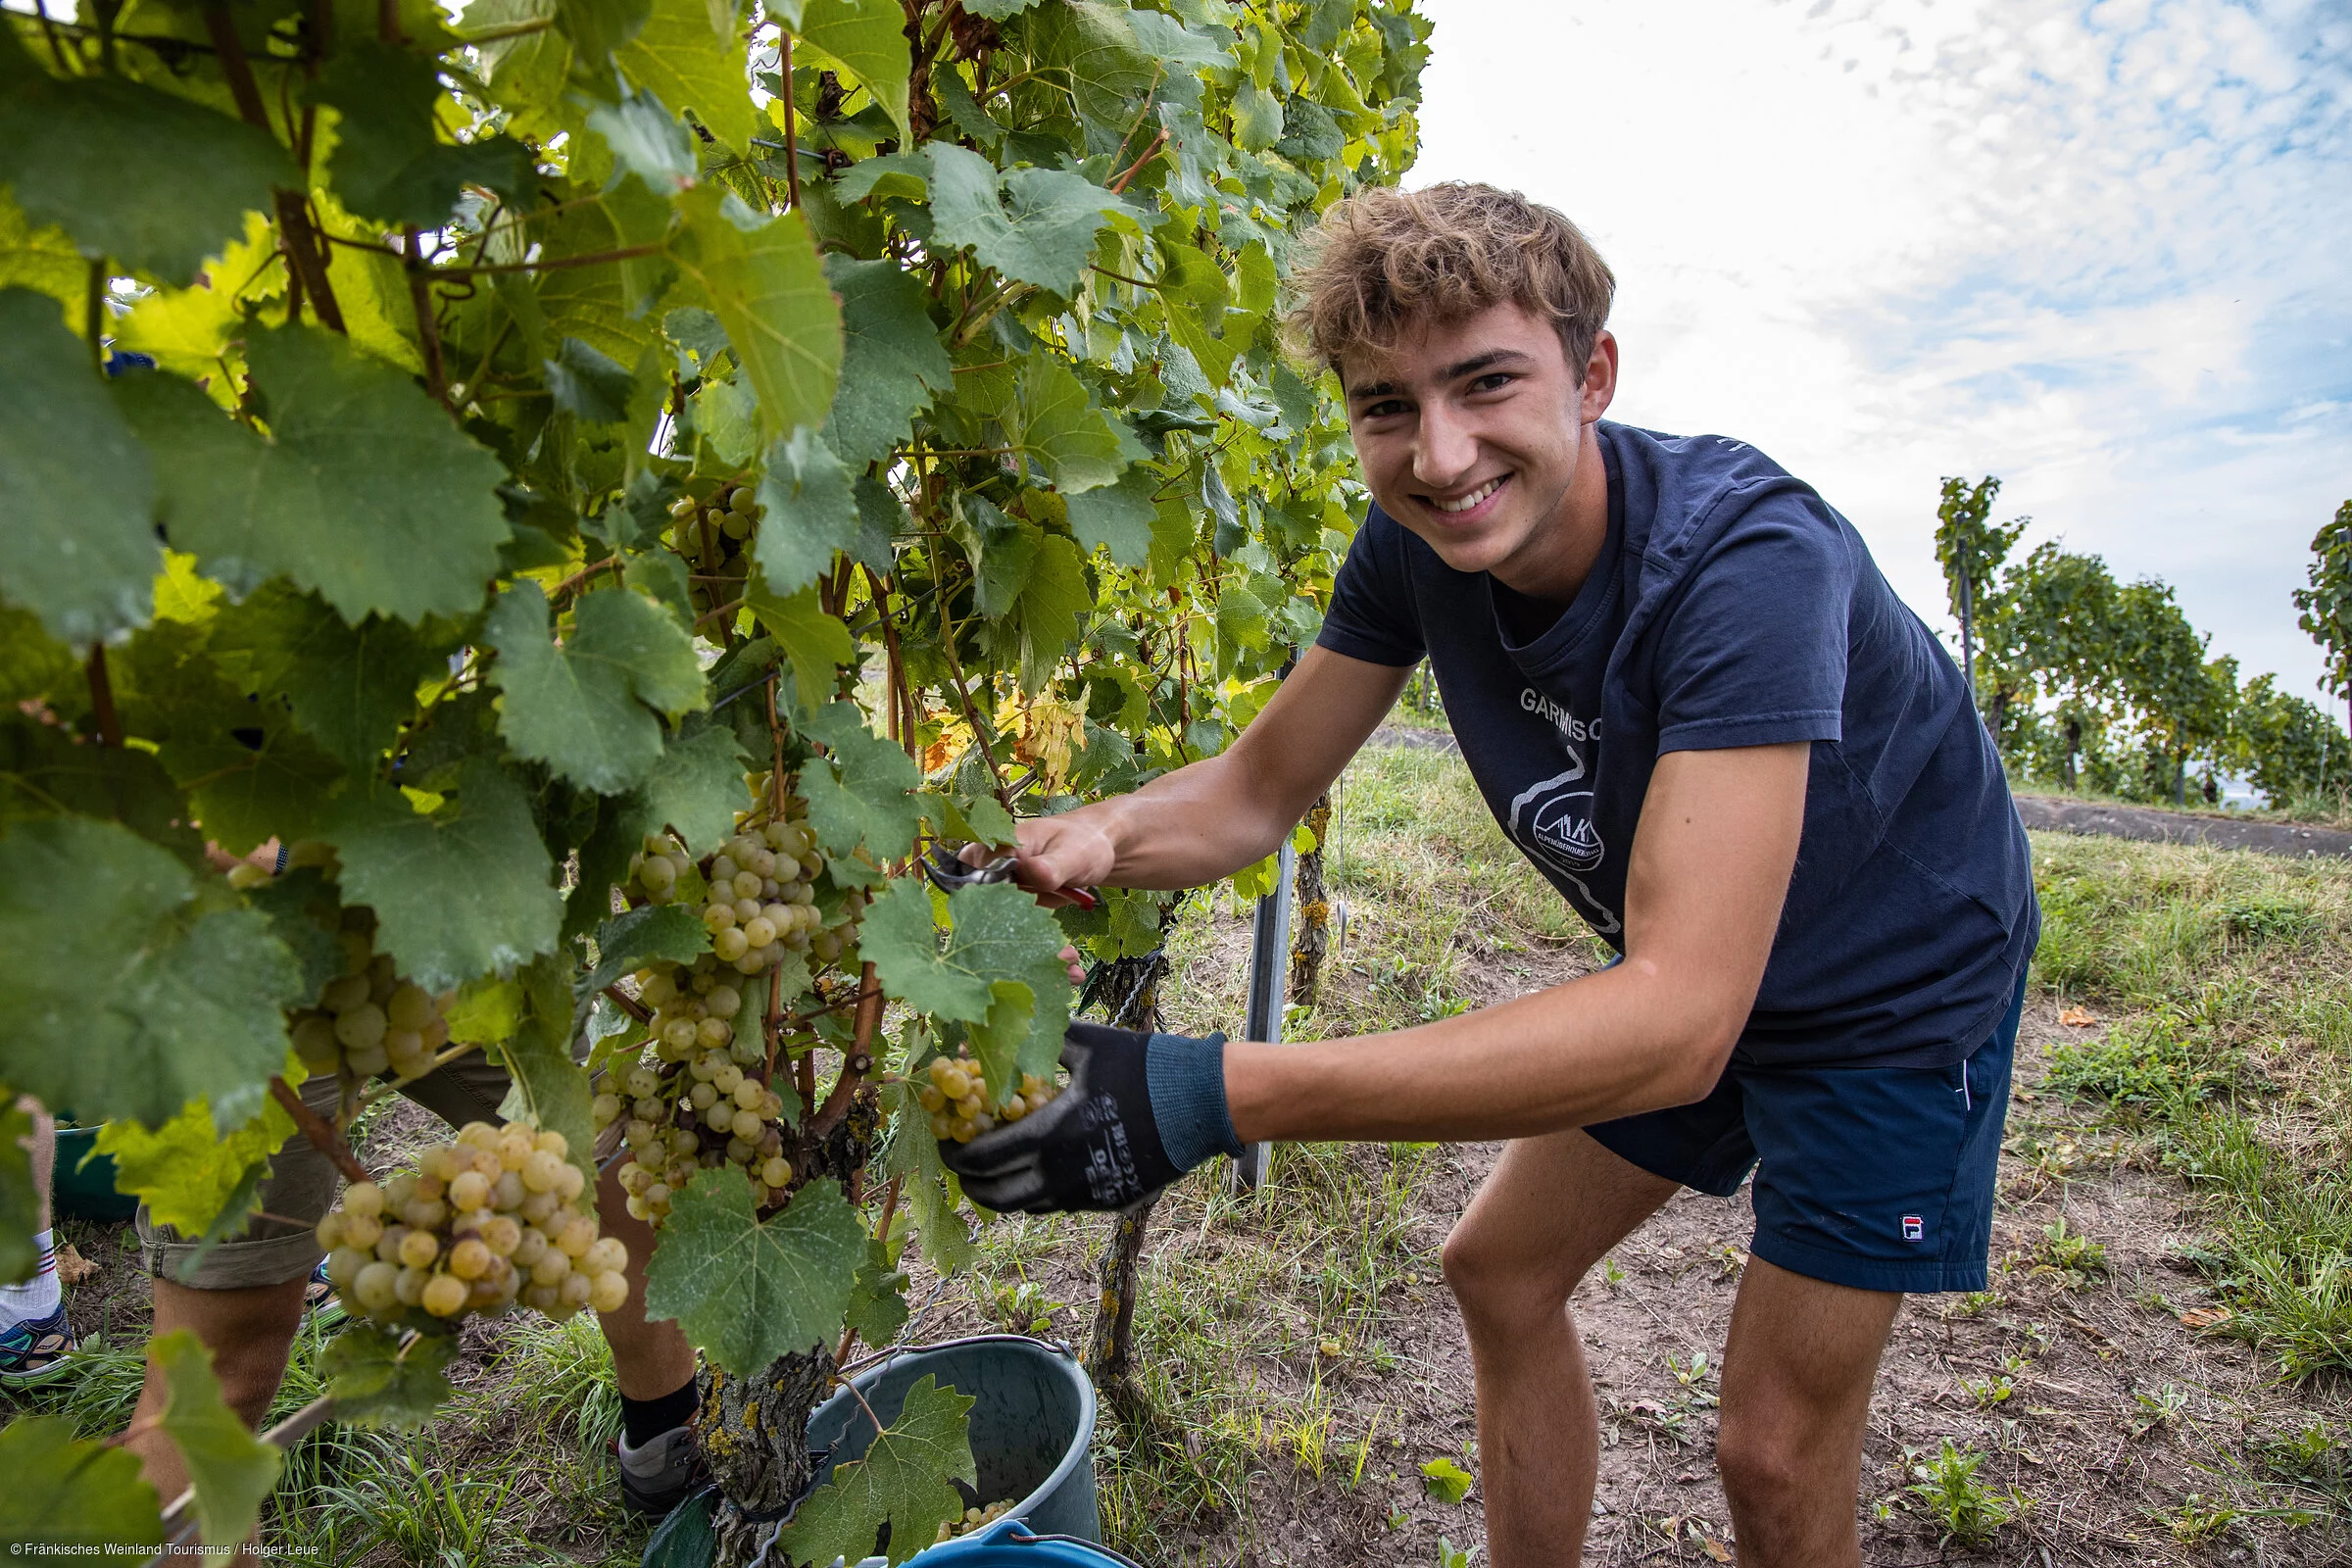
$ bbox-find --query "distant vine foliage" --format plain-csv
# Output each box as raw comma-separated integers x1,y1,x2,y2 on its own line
0,0,1425,1551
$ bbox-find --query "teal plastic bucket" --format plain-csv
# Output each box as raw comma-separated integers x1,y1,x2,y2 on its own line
904,1520,1143,1565
642,1336,1102,1568
807,1334,1101,1547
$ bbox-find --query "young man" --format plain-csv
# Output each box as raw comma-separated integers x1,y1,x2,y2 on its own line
943,183,2038,1568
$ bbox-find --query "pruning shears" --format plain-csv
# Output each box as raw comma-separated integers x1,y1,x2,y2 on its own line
922,842,1099,910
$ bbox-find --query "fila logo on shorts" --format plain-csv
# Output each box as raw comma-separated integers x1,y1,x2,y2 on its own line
1901,1215,1925,1242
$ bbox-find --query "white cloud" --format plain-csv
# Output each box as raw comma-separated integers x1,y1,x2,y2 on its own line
1409,0,2352,710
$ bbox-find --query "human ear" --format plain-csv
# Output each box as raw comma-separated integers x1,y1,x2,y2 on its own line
1579,330,1619,423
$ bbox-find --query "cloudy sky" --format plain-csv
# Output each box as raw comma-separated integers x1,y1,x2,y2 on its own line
1409,0,2351,712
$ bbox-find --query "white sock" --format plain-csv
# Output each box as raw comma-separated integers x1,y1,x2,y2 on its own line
0,1229,60,1325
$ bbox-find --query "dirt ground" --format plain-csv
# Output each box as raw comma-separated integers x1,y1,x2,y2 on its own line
909,898,2352,1568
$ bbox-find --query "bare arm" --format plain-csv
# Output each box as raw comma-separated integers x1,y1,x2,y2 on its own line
997,646,1411,902
1224,742,1810,1142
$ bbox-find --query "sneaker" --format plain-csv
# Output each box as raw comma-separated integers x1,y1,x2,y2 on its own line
0,1304,76,1386
304,1256,345,1329
614,1424,709,1518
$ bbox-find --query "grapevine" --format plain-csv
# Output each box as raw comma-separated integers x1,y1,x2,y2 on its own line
0,0,1429,1553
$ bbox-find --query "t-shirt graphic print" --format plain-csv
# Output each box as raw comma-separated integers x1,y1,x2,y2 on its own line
1315,421,2038,1070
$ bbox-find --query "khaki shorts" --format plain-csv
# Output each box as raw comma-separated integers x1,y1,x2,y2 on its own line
137,1055,514,1290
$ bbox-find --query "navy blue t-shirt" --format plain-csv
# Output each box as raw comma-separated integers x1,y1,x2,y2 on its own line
1316,421,2038,1069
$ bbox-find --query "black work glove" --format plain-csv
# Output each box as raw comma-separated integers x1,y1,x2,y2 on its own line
937,1022,1241,1213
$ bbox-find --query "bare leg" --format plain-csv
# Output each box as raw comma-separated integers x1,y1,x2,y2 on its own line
593,1156,695,1400
1441,1129,1678,1568
19,1098,53,1231
123,1276,306,1565
1713,1257,1902,1568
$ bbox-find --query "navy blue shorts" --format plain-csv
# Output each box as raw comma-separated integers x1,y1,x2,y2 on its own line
1586,974,2026,1295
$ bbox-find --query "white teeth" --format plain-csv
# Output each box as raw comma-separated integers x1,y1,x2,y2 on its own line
1434,478,1501,514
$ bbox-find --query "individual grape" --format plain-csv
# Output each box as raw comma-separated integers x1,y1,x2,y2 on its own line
591,1092,622,1128
291,1014,340,1069
392,1266,429,1307
421,1273,468,1318
353,1261,399,1312
589,1270,631,1313
448,1237,492,1280
325,1246,370,1291
398,1229,440,1269
449,1170,491,1211
522,1150,565,1193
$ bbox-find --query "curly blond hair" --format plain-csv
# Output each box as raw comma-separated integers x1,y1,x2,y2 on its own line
1285,182,1616,379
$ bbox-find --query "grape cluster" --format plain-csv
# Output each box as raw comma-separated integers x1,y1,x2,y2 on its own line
918,1047,1059,1145
667,482,760,623
933,1500,1016,1544
317,1124,628,1326
624,800,865,974
277,894,454,1083
595,986,797,1225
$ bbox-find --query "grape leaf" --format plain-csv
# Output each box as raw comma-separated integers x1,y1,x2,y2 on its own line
642,1169,865,1374
114,326,509,623
0,1415,165,1547
0,287,161,647
774,1374,974,1568
926,144,1140,297
1027,0,1156,151
95,1084,297,1237
0,710,203,861
744,579,857,713
320,1322,461,1429
1063,466,1159,566
558,0,656,74
798,701,923,862
754,425,859,597
150,1329,285,1547
241,868,344,1001
0,815,301,1130
843,1236,909,1348
488,579,706,793
1016,350,1141,494
798,0,912,142
496,953,597,1184
634,719,757,855
859,879,1071,1100
586,85,699,193
1004,532,1092,693
208,584,444,772
617,0,759,152
583,904,711,997
0,28,294,286
546,334,638,422
670,190,842,440
315,41,536,225
446,974,527,1048
0,1101,35,1285
821,255,953,466
0,192,87,316
325,759,563,993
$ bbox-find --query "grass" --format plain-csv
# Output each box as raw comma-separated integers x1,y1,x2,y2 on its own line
2030,830,2352,1377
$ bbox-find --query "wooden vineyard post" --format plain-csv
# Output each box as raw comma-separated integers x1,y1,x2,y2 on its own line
1079,948,1171,1391
1230,835,1294,1194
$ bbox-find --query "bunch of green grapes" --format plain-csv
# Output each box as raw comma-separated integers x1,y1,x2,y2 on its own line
622,799,866,974
918,1047,1060,1145
933,1500,1016,1544
666,481,760,623
596,1017,798,1224
316,1123,629,1326
252,867,454,1083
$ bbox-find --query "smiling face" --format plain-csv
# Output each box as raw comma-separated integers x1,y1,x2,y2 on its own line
1341,302,1619,604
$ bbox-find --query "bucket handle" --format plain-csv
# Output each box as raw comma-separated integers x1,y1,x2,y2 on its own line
998,1525,1150,1567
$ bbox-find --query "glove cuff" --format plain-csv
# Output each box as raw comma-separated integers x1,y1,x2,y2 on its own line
1144,1030,1243,1172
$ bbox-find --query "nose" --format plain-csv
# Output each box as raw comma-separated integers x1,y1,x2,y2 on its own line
1412,399,1478,491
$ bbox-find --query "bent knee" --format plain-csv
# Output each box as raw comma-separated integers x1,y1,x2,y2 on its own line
1441,1222,1589,1332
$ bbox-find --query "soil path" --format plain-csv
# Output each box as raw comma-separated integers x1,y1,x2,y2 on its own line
1370,723,2352,861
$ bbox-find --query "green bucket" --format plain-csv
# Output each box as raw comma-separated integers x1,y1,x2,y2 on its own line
53,1122,138,1223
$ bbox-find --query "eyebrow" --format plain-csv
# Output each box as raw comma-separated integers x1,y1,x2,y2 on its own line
1346,348,1535,403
